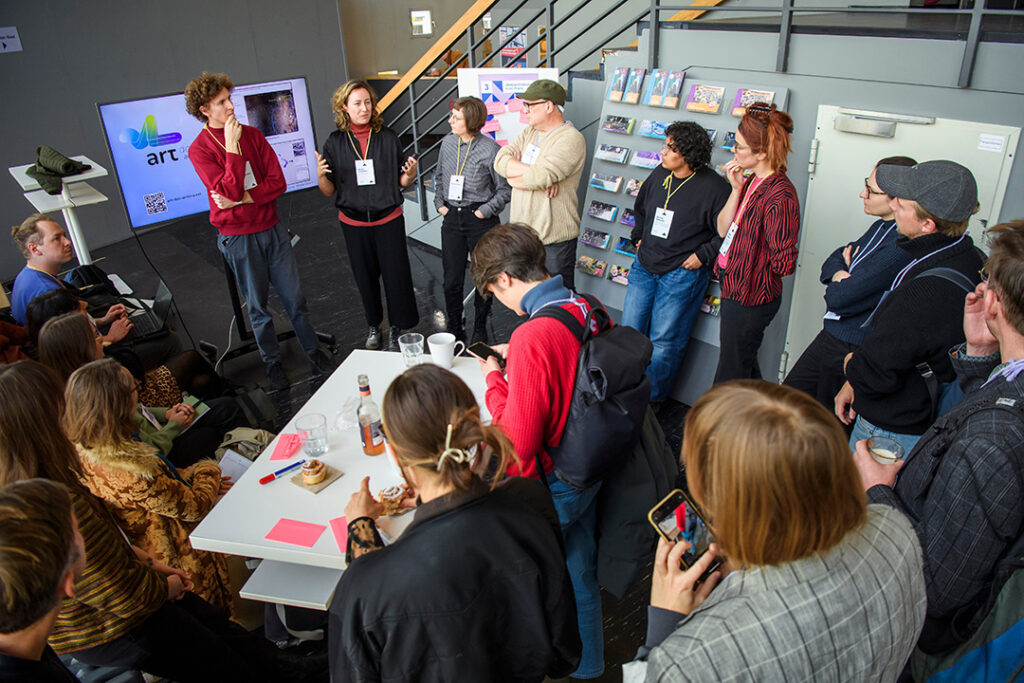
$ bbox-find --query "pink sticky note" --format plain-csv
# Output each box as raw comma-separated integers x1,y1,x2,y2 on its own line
481,119,501,133
265,518,327,547
519,111,530,124
329,516,348,554
486,101,505,114
270,433,302,460
507,98,523,112
496,139,509,147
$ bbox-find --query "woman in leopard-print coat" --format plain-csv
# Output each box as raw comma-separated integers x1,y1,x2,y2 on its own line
63,358,233,613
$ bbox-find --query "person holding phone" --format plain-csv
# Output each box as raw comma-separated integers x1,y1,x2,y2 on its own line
714,104,801,383
627,381,926,680
434,97,511,344
318,80,420,352
328,364,580,682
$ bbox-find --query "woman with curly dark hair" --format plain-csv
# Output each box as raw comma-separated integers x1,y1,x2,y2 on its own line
316,80,420,351
621,121,730,402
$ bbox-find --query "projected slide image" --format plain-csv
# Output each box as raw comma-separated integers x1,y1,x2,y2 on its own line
244,89,299,136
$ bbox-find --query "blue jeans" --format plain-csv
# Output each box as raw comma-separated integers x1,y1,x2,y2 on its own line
621,260,709,402
217,223,319,364
849,415,923,454
547,474,603,679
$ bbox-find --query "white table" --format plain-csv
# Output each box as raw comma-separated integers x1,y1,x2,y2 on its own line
8,155,108,265
190,349,491,609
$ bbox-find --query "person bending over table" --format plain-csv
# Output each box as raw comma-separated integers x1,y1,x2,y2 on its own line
317,80,420,352
328,364,581,683
63,358,233,612
626,381,926,680
0,361,312,683
714,103,800,383
433,96,511,344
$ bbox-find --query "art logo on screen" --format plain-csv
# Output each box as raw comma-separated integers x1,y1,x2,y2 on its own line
120,115,182,149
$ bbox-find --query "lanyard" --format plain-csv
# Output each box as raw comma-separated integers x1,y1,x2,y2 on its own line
662,171,696,209
203,125,236,154
849,220,896,272
734,175,765,226
888,234,967,291
26,265,64,285
531,121,569,147
348,129,372,161
983,358,1024,387
454,137,473,176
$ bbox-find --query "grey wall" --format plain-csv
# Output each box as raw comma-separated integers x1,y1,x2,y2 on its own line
0,0,347,279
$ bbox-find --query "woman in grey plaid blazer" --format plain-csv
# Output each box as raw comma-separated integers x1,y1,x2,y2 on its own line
625,381,927,682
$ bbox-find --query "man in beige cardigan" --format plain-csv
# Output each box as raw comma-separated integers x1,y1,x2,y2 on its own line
495,80,586,289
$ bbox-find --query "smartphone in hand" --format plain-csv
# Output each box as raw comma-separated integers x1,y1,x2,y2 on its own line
648,489,721,579
467,341,505,368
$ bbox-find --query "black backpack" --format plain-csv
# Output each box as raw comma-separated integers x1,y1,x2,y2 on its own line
534,293,653,489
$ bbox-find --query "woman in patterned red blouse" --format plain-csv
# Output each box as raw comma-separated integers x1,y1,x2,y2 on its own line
713,103,800,383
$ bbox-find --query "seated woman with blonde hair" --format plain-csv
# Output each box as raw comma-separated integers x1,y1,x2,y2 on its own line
627,380,926,681
328,363,580,682
63,358,233,612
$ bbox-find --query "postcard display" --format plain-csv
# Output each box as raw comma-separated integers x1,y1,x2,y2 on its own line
576,67,788,399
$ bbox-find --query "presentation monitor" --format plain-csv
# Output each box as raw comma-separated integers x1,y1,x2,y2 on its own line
98,76,317,230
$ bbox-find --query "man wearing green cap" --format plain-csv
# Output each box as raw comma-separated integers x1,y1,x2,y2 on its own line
495,79,586,290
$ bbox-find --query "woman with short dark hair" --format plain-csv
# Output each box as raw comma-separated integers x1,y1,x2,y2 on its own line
629,380,926,680
432,96,511,343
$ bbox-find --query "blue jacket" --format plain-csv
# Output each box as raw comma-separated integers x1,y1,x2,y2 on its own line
819,219,912,345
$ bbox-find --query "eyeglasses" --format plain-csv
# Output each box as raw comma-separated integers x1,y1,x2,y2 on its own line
733,143,753,151
979,267,989,283
863,178,887,196
520,100,548,111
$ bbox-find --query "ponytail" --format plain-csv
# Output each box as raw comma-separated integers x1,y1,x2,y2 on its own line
738,103,793,173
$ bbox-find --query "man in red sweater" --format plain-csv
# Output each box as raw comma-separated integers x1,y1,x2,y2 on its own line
470,222,606,680
185,72,329,390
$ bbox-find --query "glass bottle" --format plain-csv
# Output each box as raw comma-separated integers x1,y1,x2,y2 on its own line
356,374,385,456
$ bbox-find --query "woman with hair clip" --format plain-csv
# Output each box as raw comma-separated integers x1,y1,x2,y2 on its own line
714,103,801,383
433,96,511,344
327,364,581,683
628,380,926,679
316,79,420,352
0,361,300,682
63,358,233,612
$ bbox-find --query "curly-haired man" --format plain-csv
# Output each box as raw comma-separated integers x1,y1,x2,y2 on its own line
621,121,730,402
185,72,330,390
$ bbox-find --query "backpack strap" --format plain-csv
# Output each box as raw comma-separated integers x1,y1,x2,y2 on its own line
914,266,977,295
532,292,609,343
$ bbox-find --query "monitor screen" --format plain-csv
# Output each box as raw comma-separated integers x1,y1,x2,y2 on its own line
98,77,317,229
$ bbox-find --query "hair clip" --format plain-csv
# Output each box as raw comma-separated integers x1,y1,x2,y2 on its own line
436,423,477,471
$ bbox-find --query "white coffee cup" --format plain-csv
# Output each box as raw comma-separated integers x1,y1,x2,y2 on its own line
427,332,465,369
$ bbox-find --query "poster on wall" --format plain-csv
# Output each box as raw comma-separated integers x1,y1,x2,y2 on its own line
456,68,559,146
498,26,528,67
98,77,317,229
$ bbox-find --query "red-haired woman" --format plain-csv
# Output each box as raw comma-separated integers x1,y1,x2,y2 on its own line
714,103,800,383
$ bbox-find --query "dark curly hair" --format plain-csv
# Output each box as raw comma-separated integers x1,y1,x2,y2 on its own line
184,72,234,123
665,121,713,171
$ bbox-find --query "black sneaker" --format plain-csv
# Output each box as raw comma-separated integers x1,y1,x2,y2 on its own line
365,326,381,350
266,362,289,391
388,326,403,351
309,349,333,378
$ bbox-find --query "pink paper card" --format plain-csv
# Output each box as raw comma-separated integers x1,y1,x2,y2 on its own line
265,518,326,547
518,111,530,124
270,433,302,460
329,516,348,554
486,101,505,114
481,119,501,133
496,139,509,147
507,98,524,112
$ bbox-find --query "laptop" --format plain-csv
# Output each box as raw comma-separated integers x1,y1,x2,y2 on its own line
124,280,173,340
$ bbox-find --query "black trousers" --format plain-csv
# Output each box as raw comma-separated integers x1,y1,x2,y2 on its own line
340,215,419,329
545,238,577,291
71,594,284,683
167,396,246,468
714,296,781,384
441,206,498,339
783,328,859,409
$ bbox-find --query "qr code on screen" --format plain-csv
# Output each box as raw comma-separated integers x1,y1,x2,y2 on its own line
292,141,306,157
144,192,168,215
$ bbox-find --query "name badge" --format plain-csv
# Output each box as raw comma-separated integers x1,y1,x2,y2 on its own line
823,311,842,321
448,174,465,201
522,143,541,166
355,159,376,186
652,208,674,239
243,161,257,191
719,221,740,255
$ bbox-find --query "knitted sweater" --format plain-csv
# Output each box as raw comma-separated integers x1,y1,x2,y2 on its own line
494,123,586,244
188,124,286,235
50,493,166,653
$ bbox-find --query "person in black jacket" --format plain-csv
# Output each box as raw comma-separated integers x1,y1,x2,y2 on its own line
328,364,581,683
621,121,729,403
316,80,420,351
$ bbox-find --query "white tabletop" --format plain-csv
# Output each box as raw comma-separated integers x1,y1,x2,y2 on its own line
8,155,108,191
190,349,491,570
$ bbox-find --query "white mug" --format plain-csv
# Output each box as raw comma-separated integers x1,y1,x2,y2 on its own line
427,332,465,369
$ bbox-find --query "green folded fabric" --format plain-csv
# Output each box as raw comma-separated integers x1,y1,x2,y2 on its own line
25,165,64,195
35,145,91,176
